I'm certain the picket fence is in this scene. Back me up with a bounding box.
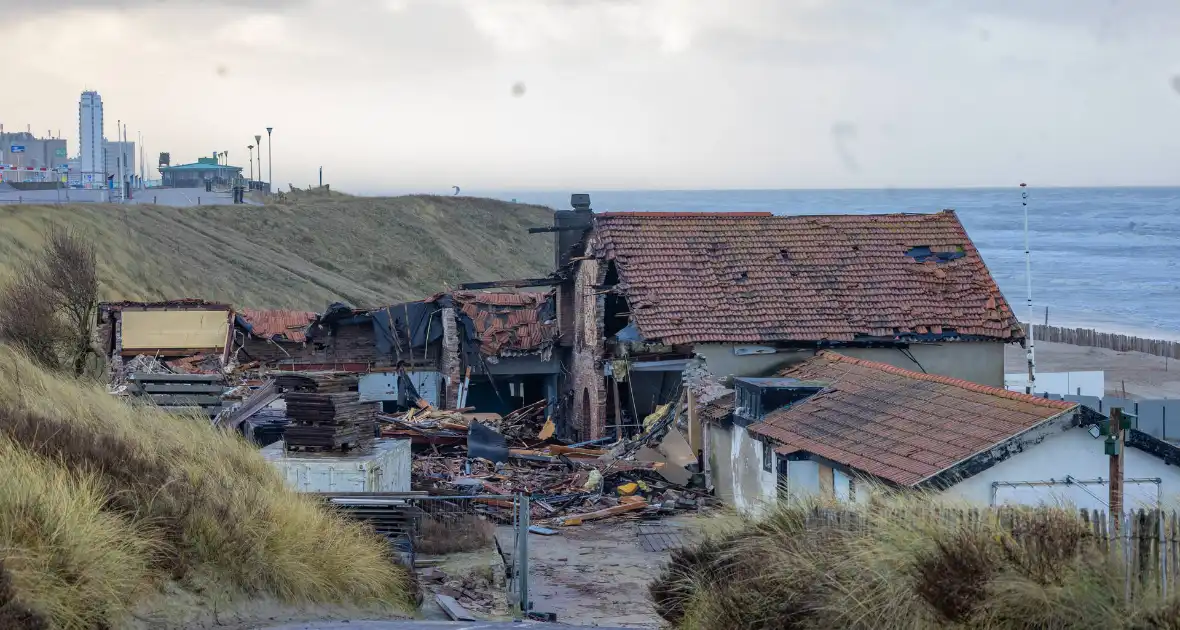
[1026,323,1180,360]
[802,506,1180,599]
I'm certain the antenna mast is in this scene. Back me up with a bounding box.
[1021,182,1036,394]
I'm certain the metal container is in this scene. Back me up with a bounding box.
[261,438,412,493]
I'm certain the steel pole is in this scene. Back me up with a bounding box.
[266,127,273,194]
[1021,183,1036,393]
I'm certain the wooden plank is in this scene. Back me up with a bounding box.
[435,594,475,621]
[148,394,223,406]
[137,383,225,394]
[129,373,223,383]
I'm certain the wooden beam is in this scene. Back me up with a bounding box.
[128,373,223,383]
[458,277,562,290]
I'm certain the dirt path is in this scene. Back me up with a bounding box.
[517,515,702,628]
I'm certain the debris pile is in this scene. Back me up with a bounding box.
[389,398,713,527]
[278,372,377,451]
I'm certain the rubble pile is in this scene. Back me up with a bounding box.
[387,400,714,527]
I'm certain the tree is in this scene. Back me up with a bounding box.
[0,228,99,375]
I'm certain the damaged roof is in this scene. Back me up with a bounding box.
[100,299,231,312]
[449,290,557,356]
[236,308,317,343]
[591,210,1021,345]
[747,351,1076,487]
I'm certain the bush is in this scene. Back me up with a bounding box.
[651,496,1179,630]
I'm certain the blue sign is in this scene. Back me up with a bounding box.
[9,145,25,153]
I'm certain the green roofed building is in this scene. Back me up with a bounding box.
[159,157,243,188]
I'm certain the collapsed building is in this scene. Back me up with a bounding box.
[97,290,559,418]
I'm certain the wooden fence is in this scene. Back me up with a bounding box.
[1023,323,1180,359]
[802,506,1180,599]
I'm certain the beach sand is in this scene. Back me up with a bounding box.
[1004,341,1180,400]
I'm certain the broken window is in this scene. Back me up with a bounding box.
[904,245,966,263]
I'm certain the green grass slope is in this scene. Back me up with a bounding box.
[0,192,555,309]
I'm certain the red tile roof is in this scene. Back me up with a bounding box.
[451,290,557,356]
[747,351,1076,486]
[591,210,1021,345]
[237,308,316,343]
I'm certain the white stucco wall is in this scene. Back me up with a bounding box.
[693,341,1006,387]
[728,424,779,515]
[942,427,1180,511]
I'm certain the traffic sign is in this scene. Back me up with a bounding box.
[9,145,25,153]
[54,148,66,157]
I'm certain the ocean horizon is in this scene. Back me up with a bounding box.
[453,186,1180,341]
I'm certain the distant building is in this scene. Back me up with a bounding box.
[103,140,135,185]
[159,157,242,188]
[0,131,68,182]
[79,91,104,188]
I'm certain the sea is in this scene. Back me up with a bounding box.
[470,187,1180,339]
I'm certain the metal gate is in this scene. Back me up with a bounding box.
[410,494,531,618]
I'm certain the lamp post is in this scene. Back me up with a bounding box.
[248,144,254,180]
[266,127,273,194]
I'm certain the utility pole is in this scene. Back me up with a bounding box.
[248,144,254,180]
[266,127,273,194]
[123,123,130,200]
[1108,407,1126,531]
[117,118,124,202]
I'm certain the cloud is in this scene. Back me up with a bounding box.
[2,0,1179,192]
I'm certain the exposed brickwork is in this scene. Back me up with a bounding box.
[748,351,1077,486]
[591,210,1021,345]
[440,307,461,408]
[569,255,608,439]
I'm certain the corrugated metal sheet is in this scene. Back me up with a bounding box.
[121,310,230,351]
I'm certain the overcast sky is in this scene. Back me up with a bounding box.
[3,0,1178,192]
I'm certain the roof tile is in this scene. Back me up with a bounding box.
[748,351,1076,486]
[591,210,1021,344]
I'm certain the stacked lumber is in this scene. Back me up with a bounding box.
[127,373,226,417]
[283,389,376,451]
[274,371,358,393]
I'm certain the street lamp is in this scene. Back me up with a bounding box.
[266,127,273,194]
[248,144,254,180]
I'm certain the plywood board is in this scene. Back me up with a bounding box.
[122,310,230,351]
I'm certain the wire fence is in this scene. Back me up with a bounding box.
[801,505,1180,600]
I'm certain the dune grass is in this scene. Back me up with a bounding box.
[0,192,554,310]
[0,346,413,628]
[650,494,1180,630]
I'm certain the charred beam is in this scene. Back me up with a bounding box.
[528,225,590,234]
[458,277,563,290]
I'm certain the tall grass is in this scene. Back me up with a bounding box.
[0,346,413,628]
[651,494,1180,630]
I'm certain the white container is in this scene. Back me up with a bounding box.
[261,438,412,493]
